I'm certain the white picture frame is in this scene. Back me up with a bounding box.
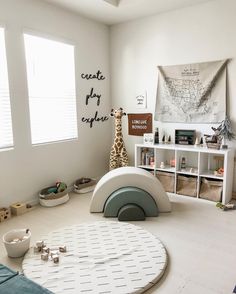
[136,91,147,109]
[143,133,154,145]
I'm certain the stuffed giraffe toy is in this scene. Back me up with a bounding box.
[109,108,129,170]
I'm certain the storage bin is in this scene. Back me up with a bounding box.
[156,172,175,193]
[3,229,31,258]
[177,175,197,197]
[199,178,223,202]
[74,178,97,194]
[39,186,69,207]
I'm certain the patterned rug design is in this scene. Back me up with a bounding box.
[23,221,168,293]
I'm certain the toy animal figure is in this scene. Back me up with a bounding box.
[109,108,129,170]
[204,126,222,144]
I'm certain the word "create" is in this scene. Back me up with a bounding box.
[81,70,105,81]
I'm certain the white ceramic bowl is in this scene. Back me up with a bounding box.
[3,229,31,258]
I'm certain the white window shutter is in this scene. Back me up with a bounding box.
[24,34,78,145]
[0,28,14,149]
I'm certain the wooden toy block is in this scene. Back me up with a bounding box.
[42,247,50,254]
[41,253,49,261]
[52,254,59,263]
[59,245,67,253]
[10,202,27,216]
[0,207,11,222]
[26,203,36,213]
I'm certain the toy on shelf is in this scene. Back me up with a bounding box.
[213,155,224,176]
[170,159,176,167]
[0,207,11,222]
[39,181,69,207]
[200,137,204,146]
[160,162,165,169]
[74,177,97,194]
[154,128,159,144]
[194,137,200,146]
[180,157,186,169]
[204,126,223,149]
[214,168,224,176]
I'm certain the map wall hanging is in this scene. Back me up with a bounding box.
[154,60,228,123]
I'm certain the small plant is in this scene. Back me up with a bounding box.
[212,116,235,149]
[218,116,235,141]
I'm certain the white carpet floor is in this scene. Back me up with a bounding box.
[0,192,236,294]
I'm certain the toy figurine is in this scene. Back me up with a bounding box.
[160,162,165,169]
[109,108,128,170]
[216,202,236,211]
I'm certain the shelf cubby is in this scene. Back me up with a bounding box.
[135,143,234,204]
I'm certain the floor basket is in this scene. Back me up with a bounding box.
[39,186,69,207]
[74,178,97,194]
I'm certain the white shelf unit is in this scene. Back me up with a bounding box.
[135,143,235,204]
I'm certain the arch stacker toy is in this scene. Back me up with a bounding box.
[90,167,171,221]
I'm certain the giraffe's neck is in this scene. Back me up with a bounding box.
[115,118,123,137]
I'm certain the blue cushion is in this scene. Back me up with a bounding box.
[0,264,52,294]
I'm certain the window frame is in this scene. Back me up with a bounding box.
[0,25,14,150]
[23,30,79,146]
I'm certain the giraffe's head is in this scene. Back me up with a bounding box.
[110,108,127,119]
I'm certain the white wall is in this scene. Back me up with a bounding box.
[110,0,236,189]
[0,0,111,206]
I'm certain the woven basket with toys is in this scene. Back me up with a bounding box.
[39,182,69,207]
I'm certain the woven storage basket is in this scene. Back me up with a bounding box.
[156,172,175,193]
[39,186,69,207]
[206,143,221,150]
[74,178,97,194]
[177,175,197,197]
[199,178,223,202]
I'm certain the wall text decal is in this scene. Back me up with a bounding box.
[81,70,108,128]
[86,87,101,106]
[81,70,105,81]
[82,111,109,128]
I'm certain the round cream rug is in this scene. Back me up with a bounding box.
[23,221,168,294]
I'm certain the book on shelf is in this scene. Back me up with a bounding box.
[140,148,154,166]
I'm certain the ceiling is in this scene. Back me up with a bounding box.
[43,0,213,25]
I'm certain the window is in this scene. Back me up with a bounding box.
[24,34,78,145]
[0,27,13,149]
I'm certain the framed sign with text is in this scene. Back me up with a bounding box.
[128,113,152,136]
